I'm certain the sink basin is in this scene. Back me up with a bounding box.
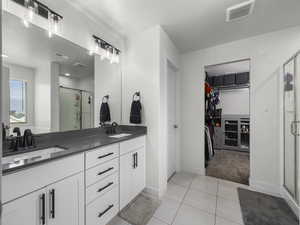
[109,133,132,138]
[2,147,66,170]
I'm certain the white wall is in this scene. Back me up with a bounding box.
[123,26,160,196]
[180,26,300,195]
[1,67,10,126]
[34,62,51,133]
[123,26,180,197]
[217,88,250,115]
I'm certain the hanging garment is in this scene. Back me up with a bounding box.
[100,102,111,123]
[130,100,142,124]
[205,126,214,160]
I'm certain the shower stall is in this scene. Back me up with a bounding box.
[283,52,300,206]
[59,87,94,131]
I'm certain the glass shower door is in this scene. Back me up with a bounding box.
[283,57,298,202]
[60,87,82,131]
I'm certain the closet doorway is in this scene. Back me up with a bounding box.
[204,59,251,185]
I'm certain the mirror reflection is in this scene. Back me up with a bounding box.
[2,11,122,135]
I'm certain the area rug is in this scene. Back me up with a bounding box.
[206,150,250,185]
[119,193,161,225]
[238,188,299,225]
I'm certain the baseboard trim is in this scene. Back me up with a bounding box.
[143,186,159,199]
[249,179,281,197]
[281,187,300,218]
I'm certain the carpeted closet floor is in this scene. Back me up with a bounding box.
[206,149,250,185]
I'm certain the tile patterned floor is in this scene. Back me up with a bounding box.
[109,173,248,225]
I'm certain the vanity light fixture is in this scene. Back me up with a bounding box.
[92,35,121,64]
[15,0,63,37]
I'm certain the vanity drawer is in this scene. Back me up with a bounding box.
[86,144,119,169]
[86,187,119,225]
[86,158,119,186]
[86,172,118,205]
[120,136,146,155]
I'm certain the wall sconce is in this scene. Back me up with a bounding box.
[92,35,121,64]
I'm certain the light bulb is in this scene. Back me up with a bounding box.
[53,22,58,33]
[28,8,34,21]
[48,30,53,38]
[115,54,120,64]
[23,19,29,28]
[88,49,94,56]
[95,44,99,53]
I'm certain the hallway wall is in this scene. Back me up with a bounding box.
[180,25,300,195]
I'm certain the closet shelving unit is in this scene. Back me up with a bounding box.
[214,115,250,152]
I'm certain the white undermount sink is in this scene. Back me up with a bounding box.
[109,133,132,138]
[2,147,66,169]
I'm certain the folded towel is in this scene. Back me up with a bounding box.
[100,102,111,123]
[130,100,142,124]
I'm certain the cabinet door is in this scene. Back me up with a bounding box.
[132,147,146,198]
[2,189,46,225]
[120,152,135,209]
[48,173,84,225]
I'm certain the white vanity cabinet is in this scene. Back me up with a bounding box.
[2,189,45,225]
[2,135,146,225]
[120,136,146,209]
[2,154,85,225]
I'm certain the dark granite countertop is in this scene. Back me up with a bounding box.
[2,125,147,175]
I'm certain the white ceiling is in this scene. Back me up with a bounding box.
[2,11,94,78]
[205,60,250,76]
[67,0,300,53]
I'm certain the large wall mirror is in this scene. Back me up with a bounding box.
[2,11,122,135]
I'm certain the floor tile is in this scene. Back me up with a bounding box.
[153,197,181,224]
[183,189,217,214]
[147,217,169,225]
[216,197,244,225]
[173,204,215,225]
[218,183,240,203]
[164,183,188,202]
[218,179,249,189]
[216,216,243,225]
[108,216,132,225]
[170,172,195,187]
[190,176,218,195]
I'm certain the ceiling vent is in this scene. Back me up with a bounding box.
[55,53,69,60]
[73,62,87,68]
[226,0,255,22]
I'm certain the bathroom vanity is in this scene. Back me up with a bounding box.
[2,126,147,225]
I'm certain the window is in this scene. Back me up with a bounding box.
[10,80,27,123]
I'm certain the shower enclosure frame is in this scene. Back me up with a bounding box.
[283,51,300,205]
[59,86,94,131]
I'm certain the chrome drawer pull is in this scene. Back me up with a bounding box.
[98,204,114,218]
[97,182,114,193]
[98,167,114,176]
[98,152,114,159]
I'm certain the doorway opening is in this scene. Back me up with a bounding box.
[167,60,178,180]
[204,59,250,185]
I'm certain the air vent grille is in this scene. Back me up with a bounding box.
[226,0,255,22]
[73,62,87,68]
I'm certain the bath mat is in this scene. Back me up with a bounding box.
[238,188,299,225]
[119,193,161,225]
